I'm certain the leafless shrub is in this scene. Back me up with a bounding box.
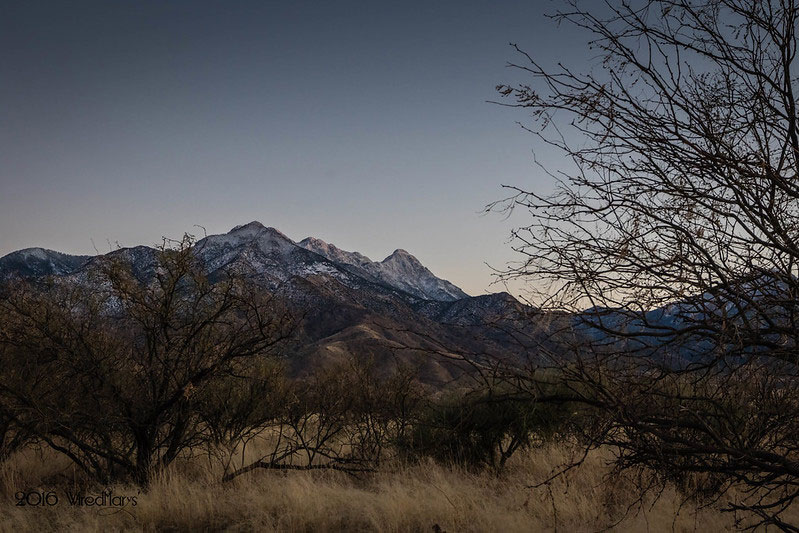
[221,356,426,482]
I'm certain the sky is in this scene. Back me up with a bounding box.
[0,0,591,296]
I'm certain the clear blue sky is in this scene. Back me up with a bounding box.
[0,0,589,296]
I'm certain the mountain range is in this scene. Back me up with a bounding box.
[3,222,787,381]
[0,222,538,383]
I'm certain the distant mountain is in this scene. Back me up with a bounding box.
[571,271,799,367]
[414,292,527,326]
[0,248,92,281]
[0,222,538,384]
[0,222,468,303]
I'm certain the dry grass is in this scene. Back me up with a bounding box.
[0,442,792,532]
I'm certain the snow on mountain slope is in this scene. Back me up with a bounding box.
[298,237,373,270]
[0,222,470,303]
[298,237,468,301]
[192,223,419,309]
[0,248,92,280]
[194,222,357,287]
[378,248,468,301]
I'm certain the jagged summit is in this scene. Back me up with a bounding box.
[297,235,468,301]
[372,246,468,302]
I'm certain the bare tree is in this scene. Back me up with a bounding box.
[0,236,294,485]
[494,0,799,529]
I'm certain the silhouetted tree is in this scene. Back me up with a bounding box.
[0,236,293,485]
[495,1,799,528]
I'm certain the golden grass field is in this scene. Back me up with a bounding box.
[1,440,789,533]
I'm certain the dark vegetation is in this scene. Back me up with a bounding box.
[0,237,577,491]
[490,0,799,529]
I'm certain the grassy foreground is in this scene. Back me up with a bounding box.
[1,443,786,532]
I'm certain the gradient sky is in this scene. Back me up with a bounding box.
[0,0,590,296]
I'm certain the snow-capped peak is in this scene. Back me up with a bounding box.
[297,236,468,301]
[374,247,468,301]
